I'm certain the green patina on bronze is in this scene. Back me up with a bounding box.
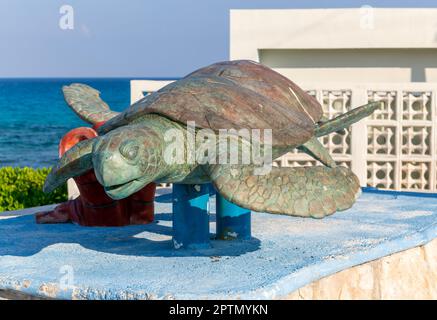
[44,60,380,218]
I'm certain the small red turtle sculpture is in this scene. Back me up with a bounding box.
[36,105,156,226]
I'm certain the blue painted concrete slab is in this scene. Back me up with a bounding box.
[1,188,437,299]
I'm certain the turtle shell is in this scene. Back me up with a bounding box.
[186,60,323,123]
[99,60,322,147]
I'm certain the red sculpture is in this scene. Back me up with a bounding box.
[36,125,156,226]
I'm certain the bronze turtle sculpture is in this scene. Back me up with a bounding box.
[44,60,379,218]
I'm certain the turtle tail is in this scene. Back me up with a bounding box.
[315,101,381,137]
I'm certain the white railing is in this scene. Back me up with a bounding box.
[131,80,437,192]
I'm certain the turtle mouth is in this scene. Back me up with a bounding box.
[104,177,148,200]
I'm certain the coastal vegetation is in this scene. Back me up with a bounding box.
[0,167,67,212]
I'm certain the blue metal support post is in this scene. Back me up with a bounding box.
[172,184,210,249]
[216,192,251,240]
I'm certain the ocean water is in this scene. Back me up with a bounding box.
[0,79,131,168]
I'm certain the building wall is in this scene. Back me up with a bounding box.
[260,48,437,83]
[286,236,437,300]
[230,8,437,84]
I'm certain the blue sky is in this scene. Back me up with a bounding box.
[0,0,435,77]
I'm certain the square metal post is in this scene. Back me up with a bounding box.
[215,192,251,240]
[172,184,211,249]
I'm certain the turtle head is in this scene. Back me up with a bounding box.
[92,125,163,200]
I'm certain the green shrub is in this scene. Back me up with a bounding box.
[0,167,67,212]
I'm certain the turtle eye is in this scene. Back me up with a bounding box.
[119,141,139,161]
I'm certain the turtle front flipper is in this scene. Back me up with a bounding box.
[207,164,360,218]
[63,83,120,125]
[43,137,97,193]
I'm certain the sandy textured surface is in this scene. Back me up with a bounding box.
[0,189,437,299]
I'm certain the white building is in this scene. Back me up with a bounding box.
[230,8,437,83]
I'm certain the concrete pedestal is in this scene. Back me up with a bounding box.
[1,188,437,299]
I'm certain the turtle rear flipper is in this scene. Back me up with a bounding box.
[63,83,120,125]
[43,137,96,193]
[207,164,360,218]
[297,137,336,168]
[315,101,381,137]
[297,101,381,167]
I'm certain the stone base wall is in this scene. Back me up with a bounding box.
[287,238,437,299]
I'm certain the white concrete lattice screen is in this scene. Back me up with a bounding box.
[131,80,437,192]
